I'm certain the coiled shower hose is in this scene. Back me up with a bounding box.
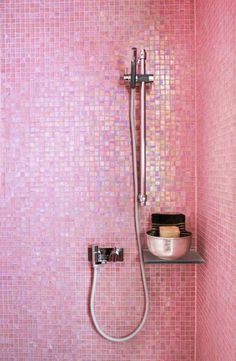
[90,88,149,342]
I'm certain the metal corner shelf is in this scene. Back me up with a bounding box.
[143,248,205,264]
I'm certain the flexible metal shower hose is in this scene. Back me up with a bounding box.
[90,88,149,342]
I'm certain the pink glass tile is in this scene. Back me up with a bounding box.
[196,1,236,361]
[1,1,195,360]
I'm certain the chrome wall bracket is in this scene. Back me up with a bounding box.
[88,245,124,266]
[123,74,154,84]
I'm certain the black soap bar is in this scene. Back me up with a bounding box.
[152,213,185,225]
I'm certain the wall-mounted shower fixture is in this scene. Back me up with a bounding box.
[123,48,154,206]
[89,48,153,342]
[88,246,124,265]
[123,73,154,84]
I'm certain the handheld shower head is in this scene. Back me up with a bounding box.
[132,47,137,62]
[130,47,137,89]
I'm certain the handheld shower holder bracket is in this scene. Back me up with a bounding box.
[123,74,154,84]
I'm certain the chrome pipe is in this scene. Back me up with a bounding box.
[138,49,147,206]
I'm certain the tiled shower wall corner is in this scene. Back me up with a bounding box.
[1,1,195,361]
[196,1,236,361]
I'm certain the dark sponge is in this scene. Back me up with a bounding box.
[151,213,185,225]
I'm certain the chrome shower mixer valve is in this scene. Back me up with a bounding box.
[88,245,124,266]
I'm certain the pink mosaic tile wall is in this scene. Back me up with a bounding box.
[196,1,236,360]
[1,1,195,360]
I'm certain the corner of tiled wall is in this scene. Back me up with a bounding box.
[196,1,236,360]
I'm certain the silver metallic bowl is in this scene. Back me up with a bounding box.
[146,230,192,260]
